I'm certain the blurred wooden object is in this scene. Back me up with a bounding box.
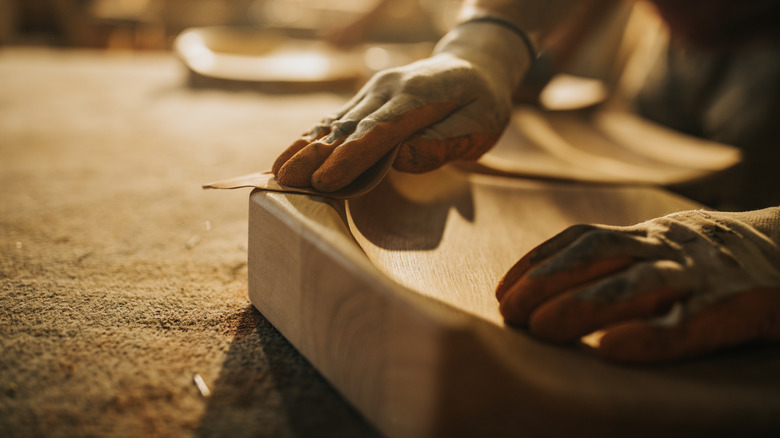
[472,104,740,184]
[173,26,433,92]
[248,168,780,438]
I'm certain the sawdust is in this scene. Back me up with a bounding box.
[0,48,379,437]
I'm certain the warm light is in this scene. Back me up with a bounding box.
[581,330,607,348]
[254,51,331,81]
[364,46,391,71]
[539,74,608,111]
[174,28,363,83]
[175,31,216,71]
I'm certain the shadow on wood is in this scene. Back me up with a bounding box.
[247,168,780,437]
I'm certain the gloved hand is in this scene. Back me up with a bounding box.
[496,207,780,363]
[272,20,534,192]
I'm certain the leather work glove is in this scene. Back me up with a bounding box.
[272,19,534,192]
[496,207,780,363]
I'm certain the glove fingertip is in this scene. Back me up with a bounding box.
[277,160,315,188]
[495,254,538,301]
[272,137,310,176]
[279,140,344,188]
[311,166,348,193]
[587,288,780,364]
[498,280,543,327]
[528,294,583,343]
[589,322,683,364]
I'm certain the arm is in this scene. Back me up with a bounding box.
[496,207,780,363]
[458,0,597,45]
[272,0,608,192]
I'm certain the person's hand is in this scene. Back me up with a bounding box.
[272,21,533,192]
[495,208,780,363]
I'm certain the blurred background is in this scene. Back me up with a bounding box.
[0,0,470,93]
[0,0,460,50]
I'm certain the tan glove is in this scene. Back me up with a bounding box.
[272,19,534,192]
[496,207,780,363]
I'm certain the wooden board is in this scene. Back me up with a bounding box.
[248,167,780,438]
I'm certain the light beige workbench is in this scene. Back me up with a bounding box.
[0,48,380,437]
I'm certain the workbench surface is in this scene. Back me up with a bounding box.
[0,48,379,437]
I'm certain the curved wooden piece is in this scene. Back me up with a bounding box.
[248,167,780,438]
[474,106,740,184]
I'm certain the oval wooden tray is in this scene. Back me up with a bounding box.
[173,26,432,90]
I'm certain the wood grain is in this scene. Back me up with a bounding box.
[248,167,780,438]
[345,167,696,323]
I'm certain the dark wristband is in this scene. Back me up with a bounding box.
[456,16,538,60]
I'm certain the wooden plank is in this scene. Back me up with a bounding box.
[248,167,780,438]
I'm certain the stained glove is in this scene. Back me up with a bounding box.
[496,207,780,363]
[272,19,534,192]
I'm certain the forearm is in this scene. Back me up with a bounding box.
[432,20,533,95]
[446,0,624,96]
[431,0,599,100]
[726,207,780,248]
[457,0,609,48]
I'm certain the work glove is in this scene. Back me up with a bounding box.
[496,207,780,363]
[272,19,534,192]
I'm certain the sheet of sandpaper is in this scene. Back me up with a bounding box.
[203,146,398,199]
